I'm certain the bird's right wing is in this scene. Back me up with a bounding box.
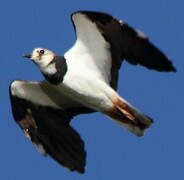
[66,11,176,89]
[9,80,94,173]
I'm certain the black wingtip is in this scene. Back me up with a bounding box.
[171,66,177,72]
[158,62,177,72]
[159,65,177,72]
[77,167,85,174]
[69,166,85,174]
[163,57,177,72]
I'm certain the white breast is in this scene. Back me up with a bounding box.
[59,13,118,111]
[56,58,116,112]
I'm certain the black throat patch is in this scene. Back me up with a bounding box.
[43,56,67,85]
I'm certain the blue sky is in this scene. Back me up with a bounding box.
[1,0,183,179]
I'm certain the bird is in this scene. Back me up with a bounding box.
[9,11,176,174]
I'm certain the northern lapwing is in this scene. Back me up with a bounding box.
[9,11,176,173]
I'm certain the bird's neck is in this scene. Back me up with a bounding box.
[42,56,67,85]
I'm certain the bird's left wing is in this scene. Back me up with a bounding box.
[9,80,94,173]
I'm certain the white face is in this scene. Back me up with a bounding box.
[30,48,56,68]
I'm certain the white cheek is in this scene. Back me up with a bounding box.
[32,52,40,61]
[35,56,52,68]
[35,55,57,74]
[42,63,57,74]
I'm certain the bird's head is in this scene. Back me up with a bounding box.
[24,48,56,68]
[24,47,67,85]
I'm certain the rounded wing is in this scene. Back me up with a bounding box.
[9,80,94,173]
[65,11,176,89]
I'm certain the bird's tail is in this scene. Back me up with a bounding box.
[105,97,153,136]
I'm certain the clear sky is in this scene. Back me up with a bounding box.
[1,0,183,179]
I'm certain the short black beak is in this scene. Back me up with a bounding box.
[23,54,32,59]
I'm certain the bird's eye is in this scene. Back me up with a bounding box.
[40,49,45,55]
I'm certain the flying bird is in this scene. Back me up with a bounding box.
[9,11,176,173]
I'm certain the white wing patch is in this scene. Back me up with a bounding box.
[10,80,60,108]
[65,13,112,84]
[10,80,86,110]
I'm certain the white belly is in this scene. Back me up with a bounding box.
[55,61,115,112]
